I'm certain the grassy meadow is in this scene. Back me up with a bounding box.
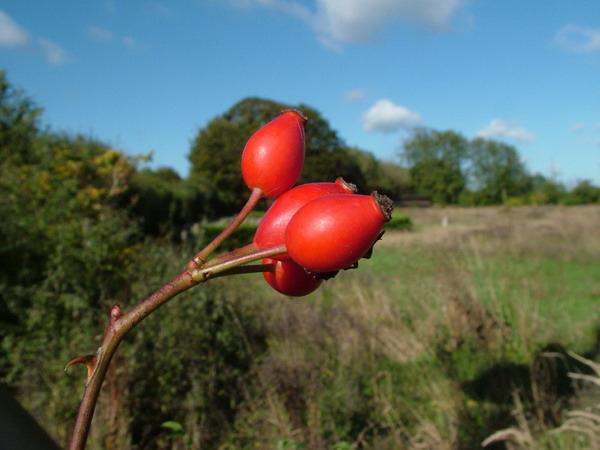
[152,205,600,449]
[11,205,600,450]
[222,204,600,450]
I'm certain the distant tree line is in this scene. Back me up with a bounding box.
[402,128,600,206]
[185,98,600,222]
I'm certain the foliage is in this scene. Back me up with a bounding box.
[398,126,595,207]
[563,179,600,205]
[528,175,566,205]
[127,167,191,238]
[0,70,42,164]
[346,147,410,200]
[199,222,257,251]
[410,159,465,205]
[386,212,413,231]
[469,138,532,204]
[402,128,469,170]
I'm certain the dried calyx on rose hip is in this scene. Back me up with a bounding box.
[254,178,356,259]
[285,192,393,273]
[262,258,321,297]
[241,109,307,198]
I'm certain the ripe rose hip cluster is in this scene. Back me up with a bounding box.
[240,110,393,296]
[66,110,394,450]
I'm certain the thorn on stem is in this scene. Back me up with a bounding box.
[110,304,122,324]
[65,355,97,384]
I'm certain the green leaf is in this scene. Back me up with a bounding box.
[161,420,184,434]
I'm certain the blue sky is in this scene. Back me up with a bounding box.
[1,0,599,184]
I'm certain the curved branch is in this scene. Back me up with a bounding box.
[68,246,284,450]
[187,187,263,270]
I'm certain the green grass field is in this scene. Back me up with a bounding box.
[194,205,600,449]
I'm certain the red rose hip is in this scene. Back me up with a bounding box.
[241,110,306,198]
[253,178,355,258]
[262,258,322,297]
[285,192,393,273]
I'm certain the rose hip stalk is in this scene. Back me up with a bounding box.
[285,192,393,273]
[189,110,307,268]
[254,178,355,259]
[262,258,321,296]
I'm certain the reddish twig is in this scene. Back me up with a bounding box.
[67,246,284,450]
[187,188,263,270]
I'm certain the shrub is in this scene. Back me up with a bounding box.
[198,223,257,250]
[386,212,413,231]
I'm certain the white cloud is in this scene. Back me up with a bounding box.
[554,25,600,53]
[39,38,67,65]
[363,99,422,133]
[313,0,465,46]
[0,11,67,65]
[344,88,367,103]
[87,26,114,42]
[0,10,29,47]
[477,119,534,144]
[227,0,467,48]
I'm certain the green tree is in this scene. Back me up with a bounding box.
[400,128,471,204]
[337,147,410,201]
[469,138,532,204]
[402,128,469,170]
[565,179,600,204]
[409,159,465,205]
[128,167,191,237]
[0,70,42,164]
[528,174,565,204]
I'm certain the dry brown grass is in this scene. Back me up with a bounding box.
[385,205,600,261]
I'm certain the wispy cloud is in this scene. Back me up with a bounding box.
[39,38,67,65]
[86,25,139,49]
[227,0,468,49]
[0,10,67,65]
[87,25,114,42]
[0,10,29,47]
[363,99,422,133]
[314,0,465,47]
[344,88,367,103]
[554,25,600,53]
[477,119,534,144]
